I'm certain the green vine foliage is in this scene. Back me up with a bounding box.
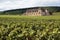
[0,18,60,40]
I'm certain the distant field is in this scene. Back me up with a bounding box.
[0,12,60,20]
[53,12,60,16]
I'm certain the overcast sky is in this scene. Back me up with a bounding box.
[0,0,60,11]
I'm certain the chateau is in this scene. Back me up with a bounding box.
[23,7,52,16]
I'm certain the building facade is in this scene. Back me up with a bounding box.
[23,7,51,16]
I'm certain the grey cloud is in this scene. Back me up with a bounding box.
[0,0,60,11]
[0,0,21,3]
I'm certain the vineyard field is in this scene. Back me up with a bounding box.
[0,13,60,40]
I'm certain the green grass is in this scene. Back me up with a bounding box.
[0,12,60,20]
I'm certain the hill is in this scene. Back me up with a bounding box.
[0,6,60,15]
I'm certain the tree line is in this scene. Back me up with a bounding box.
[0,7,60,15]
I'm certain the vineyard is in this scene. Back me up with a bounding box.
[0,15,60,40]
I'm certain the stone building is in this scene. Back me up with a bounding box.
[23,7,51,16]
